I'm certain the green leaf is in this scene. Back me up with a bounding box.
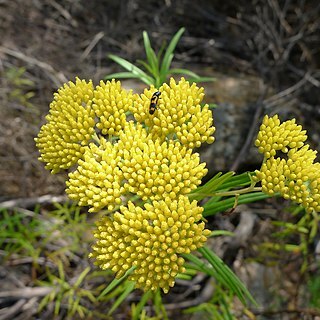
[107,281,135,315]
[183,254,214,275]
[137,59,160,85]
[154,289,168,320]
[160,27,185,78]
[169,68,200,78]
[189,172,235,201]
[160,53,174,83]
[74,267,91,287]
[132,290,152,320]
[137,59,154,76]
[203,192,271,217]
[210,230,234,237]
[142,31,159,76]
[104,72,144,80]
[217,172,253,190]
[175,273,193,280]
[187,247,257,306]
[170,68,216,83]
[208,103,218,109]
[108,54,154,85]
[98,266,135,299]
[38,292,52,312]
[187,76,216,83]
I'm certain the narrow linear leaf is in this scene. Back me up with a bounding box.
[107,281,135,315]
[104,72,143,80]
[142,31,159,75]
[203,192,271,216]
[198,247,257,306]
[74,267,91,287]
[98,266,135,299]
[108,54,154,84]
[190,172,235,201]
[208,103,218,109]
[170,69,216,83]
[160,27,185,77]
[154,289,168,320]
[108,54,145,74]
[210,230,234,237]
[183,254,214,275]
[132,290,152,320]
[160,53,174,83]
[186,76,217,83]
[137,59,154,76]
[137,59,161,85]
[169,68,200,78]
[217,172,253,190]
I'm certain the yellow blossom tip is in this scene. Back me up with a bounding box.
[93,79,133,136]
[132,77,215,149]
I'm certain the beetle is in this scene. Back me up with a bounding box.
[149,91,161,115]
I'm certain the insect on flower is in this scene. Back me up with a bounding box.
[149,91,161,115]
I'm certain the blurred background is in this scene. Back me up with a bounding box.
[0,1,320,319]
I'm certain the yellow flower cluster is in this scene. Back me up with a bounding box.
[66,138,124,212]
[36,77,215,292]
[65,121,208,212]
[35,78,96,173]
[93,79,133,136]
[119,130,207,201]
[255,114,307,158]
[132,77,215,149]
[255,115,320,212]
[90,196,211,293]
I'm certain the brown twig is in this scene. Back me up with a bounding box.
[0,299,26,320]
[0,47,67,87]
[0,287,52,300]
[264,72,312,108]
[47,0,78,27]
[80,31,105,61]
[0,194,68,209]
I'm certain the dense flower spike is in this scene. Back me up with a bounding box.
[93,80,133,136]
[90,196,211,293]
[119,137,208,201]
[35,78,96,173]
[132,77,215,149]
[255,115,320,213]
[255,115,307,158]
[66,138,124,212]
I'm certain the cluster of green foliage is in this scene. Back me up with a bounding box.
[4,66,36,110]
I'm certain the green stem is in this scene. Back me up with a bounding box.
[211,186,262,197]
[192,184,262,198]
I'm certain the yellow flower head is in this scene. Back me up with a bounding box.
[118,124,208,200]
[132,77,215,149]
[35,78,96,173]
[255,149,320,212]
[93,79,133,136]
[117,121,153,153]
[90,196,211,293]
[255,115,307,158]
[66,138,124,212]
